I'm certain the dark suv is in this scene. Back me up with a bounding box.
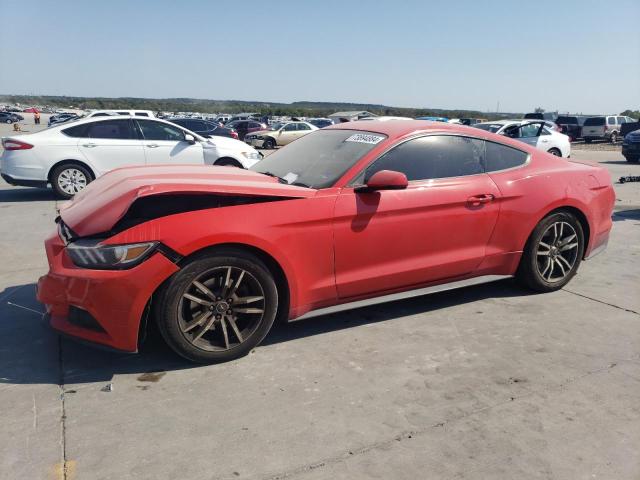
[622,129,640,163]
[555,116,587,141]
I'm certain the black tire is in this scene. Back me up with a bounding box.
[516,211,585,292]
[610,132,618,144]
[215,157,242,168]
[155,249,279,363]
[50,163,92,199]
[584,138,592,144]
[5,119,11,124]
[547,148,562,156]
[262,137,276,149]
[625,156,639,163]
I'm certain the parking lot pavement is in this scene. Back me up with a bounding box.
[0,150,638,480]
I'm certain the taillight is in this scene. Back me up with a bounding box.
[2,139,33,150]
[231,131,239,139]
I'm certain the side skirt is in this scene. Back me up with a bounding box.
[293,274,512,321]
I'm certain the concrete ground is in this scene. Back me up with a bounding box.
[0,124,639,480]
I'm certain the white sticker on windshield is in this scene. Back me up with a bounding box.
[283,172,299,184]
[344,133,385,145]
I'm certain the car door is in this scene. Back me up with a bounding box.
[77,118,146,176]
[333,135,501,299]
[135,119,204,165]
[278,123,299,145]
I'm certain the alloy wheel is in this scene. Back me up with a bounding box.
[178,266,266,351]
[535,221,580,283]
[57,168,88,195]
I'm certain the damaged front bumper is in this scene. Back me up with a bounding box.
[36,229,179,352]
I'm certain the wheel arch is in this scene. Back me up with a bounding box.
[214,157,243,168]
[141,242,292,346]
[527,205,591,259]
[47,159,96,183]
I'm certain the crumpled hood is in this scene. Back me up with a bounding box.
[59,165,315,237]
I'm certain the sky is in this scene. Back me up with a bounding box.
[0,0,638,114]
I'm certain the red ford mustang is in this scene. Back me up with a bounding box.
[37,121,615,363]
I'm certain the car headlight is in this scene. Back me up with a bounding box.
[66,239,158,269]
[242,151,261,160]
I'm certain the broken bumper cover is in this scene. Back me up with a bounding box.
[36,231,179,352]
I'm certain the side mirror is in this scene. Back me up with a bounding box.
[356,170,408,193]
[184,133,196,144]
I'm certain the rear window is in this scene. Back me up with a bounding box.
[485,141,529,172]
[584,117,605,126]
[556,116,577,125]
[524,113,543,119]
[62,124,89,138]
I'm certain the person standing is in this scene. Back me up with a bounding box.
[34,110,41,125]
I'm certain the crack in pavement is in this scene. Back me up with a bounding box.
[562,288,639,316]
[260,360,627,480]
[57,337,69,480]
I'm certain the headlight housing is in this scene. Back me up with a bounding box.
[242,151,261,160]
[66,240,158,269]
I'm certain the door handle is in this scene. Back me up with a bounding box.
[541,139,549,143]
[147,144,159,148]
[82,143,97,148]
[467,194,495,206]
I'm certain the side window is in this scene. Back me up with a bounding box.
[485,141,529,172]
[607,117,616,125]
[364,136,484,182]
[283,123,297,132]
[116,111,129,115]
[137,120,185,141]
[85,119,135,139]
[616,116,625,124]
[520,123,541,138]
[297,123,311,131]
[135,112,149,117]
[62,124,89,138]
[540,127,551,136]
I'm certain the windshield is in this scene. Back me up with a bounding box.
[473,123,503,133]
[584,117,605,126]
[250,129,386,189]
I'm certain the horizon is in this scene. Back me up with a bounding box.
[1,0,639,114]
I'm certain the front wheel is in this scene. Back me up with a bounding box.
[215,157,242,168]
[5,119,11,124]
[51,163,92,199]
[516,212,585,292]
[625,156,639,163]
[155,250,279,363]
[262,138,276,149]
[547,148,562,156]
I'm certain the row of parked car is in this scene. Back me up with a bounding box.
[522,112,639,143]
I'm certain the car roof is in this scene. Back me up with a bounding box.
[326,119,488,139]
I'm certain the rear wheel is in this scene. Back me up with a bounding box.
[610,132,618,144]
[547,148,562,156]
[5,119,11,124]
[516,212,584,292]
[155,250,278,363]
[51,163,92,199]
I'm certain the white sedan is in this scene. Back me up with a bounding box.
[473,120,571,157]
[1,116,262,198]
